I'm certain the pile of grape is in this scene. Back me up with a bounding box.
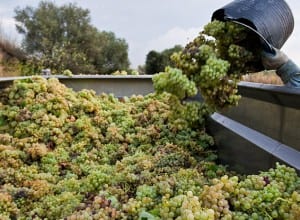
[0,77,299,219]
[155,20,263,109]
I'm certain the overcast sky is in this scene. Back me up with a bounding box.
[0,0,300,68]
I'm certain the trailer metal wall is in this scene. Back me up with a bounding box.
[208,82,300,173]
[0,76,299,174]
[208,82,300,174]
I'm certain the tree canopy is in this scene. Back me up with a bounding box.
[145,45,183,75]
[14,1,130,74]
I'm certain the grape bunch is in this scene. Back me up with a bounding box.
[152,66,198,100]
[159,20,262,109]
[200,175,238,219]
[157,191,215,220]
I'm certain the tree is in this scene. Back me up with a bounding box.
[91,31,130,74]
[145,45,183,75]
[14,1,130,74]
[145,50,164,75]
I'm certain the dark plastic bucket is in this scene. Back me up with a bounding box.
[212,0,294,53]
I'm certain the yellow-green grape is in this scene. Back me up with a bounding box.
[153,66,197,100]
[0,192,19,220]
[200,176,236,219]
[157,191,215,219]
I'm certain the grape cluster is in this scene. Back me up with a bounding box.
[157,191,215,220]
[201,176,237,219]
[153,66,198,100]
[161,20,262,109]
[0,192,19,220]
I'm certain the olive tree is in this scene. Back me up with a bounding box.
[14,1,130,74]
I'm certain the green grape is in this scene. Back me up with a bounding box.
[153,66,198,100]
[136,185,157,200]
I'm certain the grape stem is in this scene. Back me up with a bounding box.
[272,197,290,205]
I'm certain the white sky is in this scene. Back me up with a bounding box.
[0,0,300,68]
